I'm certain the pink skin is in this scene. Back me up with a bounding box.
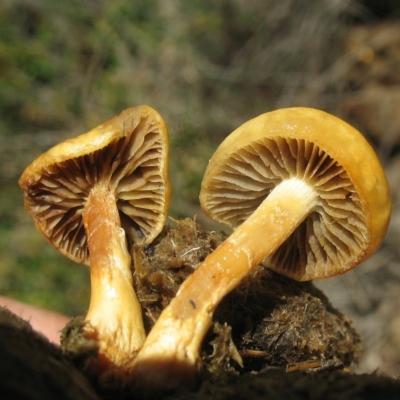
[0,295,69,345]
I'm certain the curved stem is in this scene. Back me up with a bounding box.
[131,178,317,391]
[82,184,146,375]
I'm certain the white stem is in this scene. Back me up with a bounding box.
[131,178,317,391]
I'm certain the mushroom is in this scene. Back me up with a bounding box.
[18,105,171,379]
[130,107,391,391]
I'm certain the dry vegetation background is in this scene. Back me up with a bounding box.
[1,0,399,379]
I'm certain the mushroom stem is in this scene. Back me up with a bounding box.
[131,178,317,390]
[82,184,146,374]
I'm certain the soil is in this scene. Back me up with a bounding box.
[52,218,397,399]
[2,305,400,400]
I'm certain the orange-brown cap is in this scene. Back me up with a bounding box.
[19,105,171,266]
[200,107,391,280]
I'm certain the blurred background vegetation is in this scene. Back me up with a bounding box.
[1,0,400,374]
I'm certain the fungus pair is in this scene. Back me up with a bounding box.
[20,106,391,392]
[130,107,391,391]
[19,105,171,379]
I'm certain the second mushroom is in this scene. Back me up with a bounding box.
[19,105,171,382]
[130,107,391,392]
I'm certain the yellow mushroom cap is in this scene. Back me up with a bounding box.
[200,107,391,281]
[19,105,171,266]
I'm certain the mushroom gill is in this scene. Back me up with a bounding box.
[201,137,367,280]
[24,116,167,265]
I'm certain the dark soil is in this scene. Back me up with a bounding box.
[60,219,370,399]
[1,304,400,400]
